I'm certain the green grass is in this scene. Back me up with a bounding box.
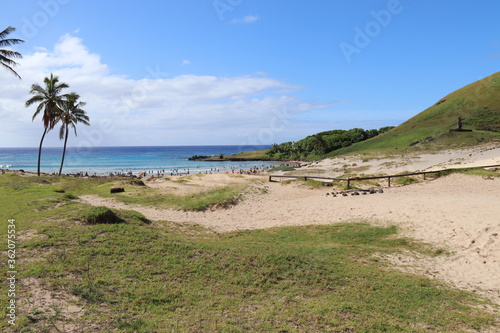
[268,166,297,172]
[20,174,247,212]
[111,183,246,211]
[394,176,418,186]
[454,167,500,177]
[281,177,337,190]
[1,175,499,332]
[432,166,500,179]
[304,178,325,189]
[228,149,270,159]
[199,149,272,161]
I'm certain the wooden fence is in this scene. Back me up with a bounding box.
[268,164,500,187]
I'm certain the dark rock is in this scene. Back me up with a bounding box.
[110,187,125,194]
[435,98,447,105]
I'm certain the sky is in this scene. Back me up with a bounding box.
[1,0,499,148]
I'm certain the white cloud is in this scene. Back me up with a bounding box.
[0,34,332,147]
[182,59,191,65]
[231,15,259,24]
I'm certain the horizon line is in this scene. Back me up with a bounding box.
[0,144,272,149]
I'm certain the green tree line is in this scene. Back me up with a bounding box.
[267,126,395,159]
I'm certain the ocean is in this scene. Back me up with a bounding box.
[0,145,275,175]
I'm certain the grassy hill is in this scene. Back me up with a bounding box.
[331,72,500,155]
[190,149,271,161]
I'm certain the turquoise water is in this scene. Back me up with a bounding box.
[0,145,275,175]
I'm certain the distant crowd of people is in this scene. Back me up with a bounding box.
[7,162,304,178]
[136,164,276,179]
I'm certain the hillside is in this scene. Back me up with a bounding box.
[332,72,500,155]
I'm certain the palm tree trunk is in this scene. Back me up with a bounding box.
[58,125,69,176]
[37,127,48,176]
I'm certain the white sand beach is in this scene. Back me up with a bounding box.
[79,143,500,305]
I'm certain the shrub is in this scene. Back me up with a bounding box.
[116,209,151,225]
[116,318,146,330]
[63,193,79,200]
[304,179,323,189]
[395,176,418,186]
[128,179,146,186]
[70,281,104,303]
[84,206,122,225]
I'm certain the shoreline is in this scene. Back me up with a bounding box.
[0,162,279,178]
[0,145,275,176]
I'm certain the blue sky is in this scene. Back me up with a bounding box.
[1,0,499,147]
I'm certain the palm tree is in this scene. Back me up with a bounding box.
[25,74,69,176]
[57,93,90,176]
[0,26,24,79]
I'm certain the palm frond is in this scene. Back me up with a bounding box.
[1,26,24,79]
[65,92,80,102]
[57,94,91,138]
[59,123,66,140]
[0,38,24,47]
[0,49,22,59]
[0,62,21,79]
[28,83,47,97]
[26,73,69,130]
[25,95,45,107]
[31,104,45,122]
[0,26,19,40]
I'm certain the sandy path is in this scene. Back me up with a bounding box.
[79,172,500,305]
